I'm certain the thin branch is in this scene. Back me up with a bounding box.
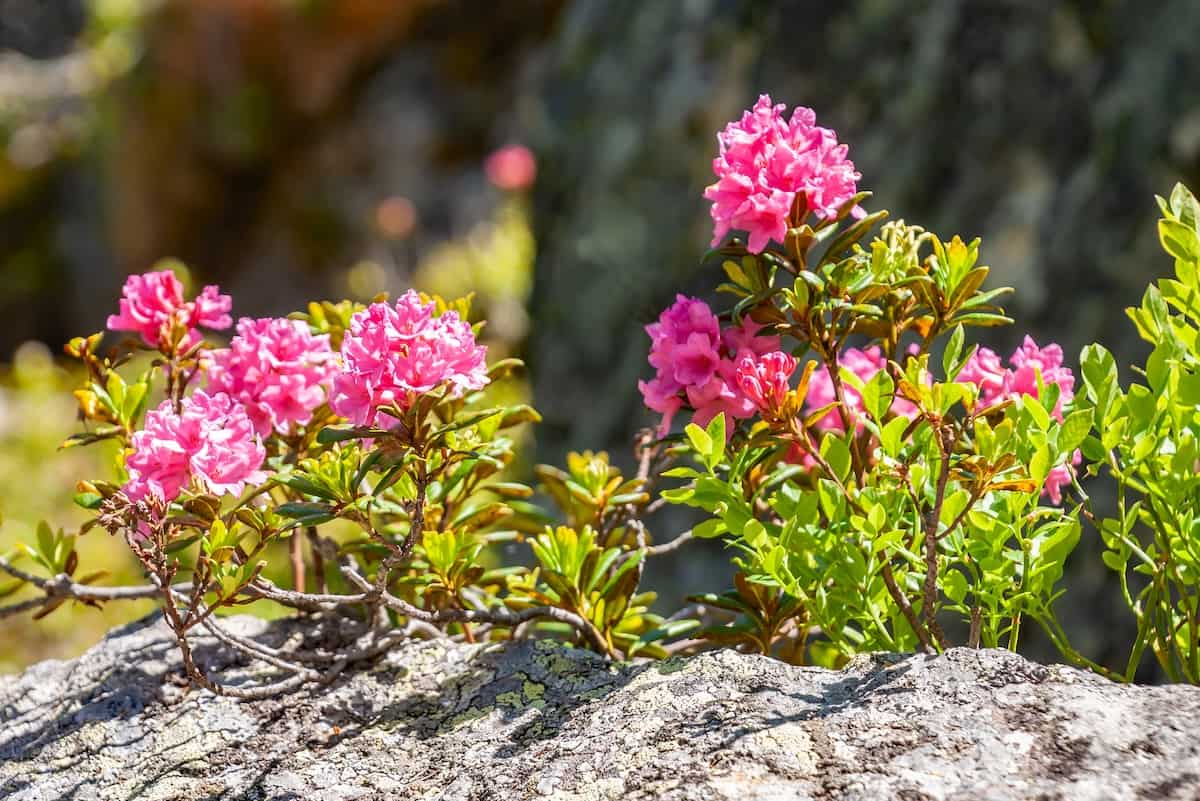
[246,579,370,612]
[645,530,694,556]
[0,597,56,620]
[339,560,614,657]
[0,558,192,619]
[0,557,46,587]
[880,560,931,652]
[921,428,951,651]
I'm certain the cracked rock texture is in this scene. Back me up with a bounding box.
[2,614,1200,800]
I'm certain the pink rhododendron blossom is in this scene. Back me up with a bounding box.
[957,346,1007,407]
[704,95,861,254]
[687,360,757,429]
[1005,337,1075,419]
[735,351,797,417]
[205,317,336,437]
[485,144,537,191]
[957,335,1079,502]
[124,390,266,504]
[107,270,233,350]
[805,346,918,433]
[722,318,781,357]
[330,291,490,427]
[960,337,1074,420]
[638,295,780,436]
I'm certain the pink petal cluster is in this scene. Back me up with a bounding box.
[485,144,537,191]
[735,351,797,418]
[960,336,1075,419]
[204,317,336,437]
[805,346,919,433]
[638,295,780,436]
[330,291,490,427]
[124,390,266,504]
[704,94,861,254]
[958,335,1079,503]
[107,270,233,350]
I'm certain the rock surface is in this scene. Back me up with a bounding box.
[2,614,1199,801]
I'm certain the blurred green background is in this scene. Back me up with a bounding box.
[1,0,1198,674]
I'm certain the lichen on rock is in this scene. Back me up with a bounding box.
[2,613,1199,800]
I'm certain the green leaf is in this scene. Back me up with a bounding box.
[861,370,894,424]
[499,404,543,428]
[942,325,965,379]
[741,519,768,550]
[685,423,713,462]
[879,416,909,458]
[660,466,700,479]
[317,426,376,444]
[705,413,727,467]
[277,501,335,519]
[1101,550,1127,573]
[636,619,702,645]
[1057,409,1092,455]
[819,435,852,485]
[944,569,968,604]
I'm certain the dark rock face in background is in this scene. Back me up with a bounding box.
[2,0,1199,675]
[5,614,1200,800]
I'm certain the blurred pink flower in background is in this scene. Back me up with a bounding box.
[124,390,265,504]
[485,144,537,191]
[330,290,489,427]
[107,270,232,350]
[205,317,336,437]
[705,94,861,253]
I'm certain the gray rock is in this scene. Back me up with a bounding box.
[2,613,1199,800]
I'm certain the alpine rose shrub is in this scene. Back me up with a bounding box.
[705,94,861,253]
[124,390,266,504]
[330,290,489,426]
[205,317,336,437]
[638,294,779,435]
[17,94,1197,698]
[107,270,233,350]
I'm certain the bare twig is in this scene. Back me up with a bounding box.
[0,557,192,619]
[645,530,694,556]
[339,560,614,657]
[246,579,370,612]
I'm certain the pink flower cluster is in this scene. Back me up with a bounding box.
[107,270,232,350]
[638,295,780,435]
[204,317,336,437]
[330,291,490,427]
[704,94,861,254]
[735,351,797,418]
[124,391,266,504]
[805,346,919,433]
[959,336,1079,503]
[959,336,1075,419]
